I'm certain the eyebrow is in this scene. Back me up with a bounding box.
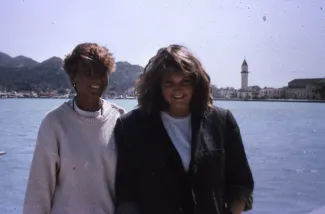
[80,58,107,74]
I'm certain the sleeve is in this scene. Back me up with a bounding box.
[224,110,254,211]
[23,114,60,214]
[114,118,139,214]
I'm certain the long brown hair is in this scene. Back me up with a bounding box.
[135,44,213,115]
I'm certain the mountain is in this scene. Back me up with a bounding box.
[0,52,38,68]
[0,52,14,67]
[13,55,39,67]
[0,52,143,93]
[108,61,143,93]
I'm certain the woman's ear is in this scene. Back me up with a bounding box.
[69,73,76,87]
[70,74,75,83]
[70,67,78,81]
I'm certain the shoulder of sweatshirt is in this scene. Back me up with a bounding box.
[39,102,66,124]
[42,101,69,122]
[35,102,76,134]
[106,101,127,115]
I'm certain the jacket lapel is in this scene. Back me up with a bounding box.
[188,111,205,175]
[189,109,218,175]
[150,112,186,172]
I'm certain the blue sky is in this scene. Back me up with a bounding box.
[0,0,324,88]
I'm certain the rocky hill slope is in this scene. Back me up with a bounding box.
[0,52,143,93]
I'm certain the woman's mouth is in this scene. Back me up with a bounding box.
[90,85,100,89]
[172,94,185,100]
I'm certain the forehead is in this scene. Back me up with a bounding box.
[162,70,191,81]
[77,58,107,72]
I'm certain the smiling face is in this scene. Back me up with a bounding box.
[72,58,109,101]
[161,71,194,117]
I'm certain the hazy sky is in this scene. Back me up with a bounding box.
[1,0,324,88]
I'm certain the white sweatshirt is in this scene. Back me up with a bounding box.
[23,99,125,214]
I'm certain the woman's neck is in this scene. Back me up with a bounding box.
[167,107,190,118]
[75,95,102,112]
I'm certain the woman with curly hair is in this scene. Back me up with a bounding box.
[114,44,254,214]
[23,43,125,214]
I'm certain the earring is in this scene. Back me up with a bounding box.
[72,82,76,88]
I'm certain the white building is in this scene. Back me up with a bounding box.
[125,87,135,96]
[258,87,284,99]
[219,87,237,98]
[241,59,249,90]
[237,59,252,99]
[284,78,325,100]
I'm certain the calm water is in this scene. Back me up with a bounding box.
[0,99,325,214]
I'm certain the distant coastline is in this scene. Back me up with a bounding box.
[212,98,325,103]
[1,96,324,103]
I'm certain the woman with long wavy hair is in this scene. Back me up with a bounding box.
[114,44,254,214]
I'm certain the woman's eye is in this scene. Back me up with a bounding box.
[84,69,92,76]
[182,80,191,85]
[164,82,172,87]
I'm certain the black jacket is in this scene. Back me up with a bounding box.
[114,106,254,214]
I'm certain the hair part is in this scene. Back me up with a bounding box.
[135,44,213,115]
[62,43,115,79]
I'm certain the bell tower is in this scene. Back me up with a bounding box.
[241,59,249,90]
